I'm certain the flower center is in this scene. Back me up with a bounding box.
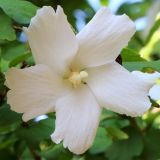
[68,71,88,88]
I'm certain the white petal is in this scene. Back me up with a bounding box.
[51,85,101,154]
[149,84,160,101]
[5,64,70,121]
[86,62,152,116]
[132,71,160,84]
[72,7,135,70]
[24,6,78,75]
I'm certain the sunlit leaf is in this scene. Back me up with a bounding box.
[106,127,129,140]
[121,48,145,62]
[0,11,16,41]
[100,0,109,6]
[123,60,160,72]
[0,0,38,24]
[140,30,160,60]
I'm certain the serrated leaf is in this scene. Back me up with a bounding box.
[0,11,16,41]
[0,0,38,24]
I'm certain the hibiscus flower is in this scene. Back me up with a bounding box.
[5,6,152,154]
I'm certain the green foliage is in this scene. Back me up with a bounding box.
[0,0,38,24]
[117,1,151,20]
[145,18,160,44]
[9,52,31,67]
[0,0,160,159]
[0,10,16,41]
[89,127,112,154]
[106,128,143,160]
[121,48,145,62]
[1,41,28,61]
[16,118,54,147]
[143,129,160,160]
[123,60,160,72]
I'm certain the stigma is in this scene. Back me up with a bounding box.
[68,71,88,88]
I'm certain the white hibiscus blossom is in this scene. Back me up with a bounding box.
[5,6,152,154]
[132,71,160,105]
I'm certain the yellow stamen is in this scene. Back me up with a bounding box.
[68,71,88,88]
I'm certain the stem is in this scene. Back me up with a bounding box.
[28,146,41,160]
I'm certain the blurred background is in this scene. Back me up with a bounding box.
[0,0,160,159]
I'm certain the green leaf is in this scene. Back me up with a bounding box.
[0,72,6,92]
[0,135,17,150]
[1,41,28,61]
[90,127,112,154]
[143,129,160,160]
[123,60,160,72]
[100,0,109,6]
[0,103,21,126]
[0,11,16,41]
[0,103,22,133]
[121,48,145,62]
[102,116,130,129]
[152,115,160,129]
[106,127,128,140]
[20,147,34,160]
[40,144,68,160]
[117,2,151,20]
[16,118,54,147]
[106,128,143,160]
[9,52,31,67]
[0,58,9,72]
[0,0,38,24]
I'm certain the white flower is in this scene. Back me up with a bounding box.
[5,6,152,154]
[132,71,160,104]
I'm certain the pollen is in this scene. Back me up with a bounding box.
[68,71,88,88]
